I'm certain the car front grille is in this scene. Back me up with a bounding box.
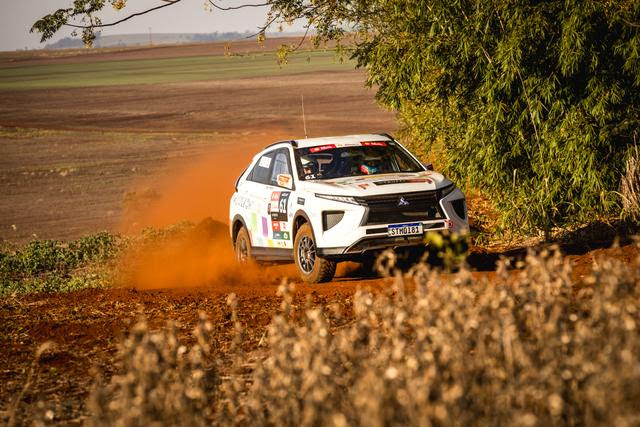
[356,190,444,225]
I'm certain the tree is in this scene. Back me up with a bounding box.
[33,0,640,236]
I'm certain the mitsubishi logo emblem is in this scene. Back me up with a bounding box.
[398,197,409,207]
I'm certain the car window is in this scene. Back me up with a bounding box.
[269,150,293,187]
[247,151,275,185]
[246,148,294,188]
[295,141,423,180]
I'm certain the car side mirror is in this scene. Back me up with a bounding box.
[277,173,293,189]
[423,162,434,171]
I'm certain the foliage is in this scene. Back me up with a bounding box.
[275,0,640,235]
[0,232,120,295]
[88,247,640,425]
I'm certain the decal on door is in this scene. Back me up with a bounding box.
[273,231,291,241]
[261,216,269,237]
[271,221,290,232]
[269,191,290,222]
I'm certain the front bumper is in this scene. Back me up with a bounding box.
[312,188,469,259]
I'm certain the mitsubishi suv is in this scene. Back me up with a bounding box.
[229,134,469,283]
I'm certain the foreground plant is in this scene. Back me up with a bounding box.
[89,246,640,425]
[88,314,218,426]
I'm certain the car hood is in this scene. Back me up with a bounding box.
[299,171,451,196]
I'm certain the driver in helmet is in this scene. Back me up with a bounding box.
[359,154,383,175]
[301,156,319,178]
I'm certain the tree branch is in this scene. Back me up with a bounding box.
[245,12,280,39]
[291,24,312,51]
[207,0,270,11]
[64,0,183,30]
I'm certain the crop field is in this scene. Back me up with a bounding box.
[0,50,355,90]
[1,38,639,425]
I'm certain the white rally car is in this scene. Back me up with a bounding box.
[229,134,469,283]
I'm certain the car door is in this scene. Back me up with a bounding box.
[242,147,296,250]
[265,148,296,249]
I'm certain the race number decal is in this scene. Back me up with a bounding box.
[269,191,290,222]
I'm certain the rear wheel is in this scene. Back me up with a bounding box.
[234,227,252,264]
[294,223,336,283]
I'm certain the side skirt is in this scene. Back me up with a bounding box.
[251,247,294,263]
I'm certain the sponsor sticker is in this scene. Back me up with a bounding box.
[360,141,388,147]
[276,174,292,189]
[258,156,271,168]
[373,178,433,186]
[273,231,291,240]
[297,197,305,205]
[261,217,269,237]
[309,144,336,153]
[235,195,255,210]
[272,221,281,232]
[250,213,258,231]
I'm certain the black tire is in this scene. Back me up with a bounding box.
[293,223,336,283]
[234,227,252,264]
[359,255,380,278]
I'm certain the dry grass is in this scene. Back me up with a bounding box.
[87,247,640,426]
[622,144,640,220]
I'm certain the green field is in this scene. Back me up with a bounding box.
[0,50,355,90]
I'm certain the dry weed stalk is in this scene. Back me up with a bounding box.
[231,248,640,426]
[87,314,217,426]
[622,143,640,219]
[89,247,640,426]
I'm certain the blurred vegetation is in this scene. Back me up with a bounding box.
[0,232,120,295]
[85,246,640,426]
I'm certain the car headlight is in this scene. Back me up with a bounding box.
[315,194,361,205]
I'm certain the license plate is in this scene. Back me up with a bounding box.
[387,222,423,236]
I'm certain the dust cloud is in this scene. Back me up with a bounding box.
[117,132,297,290]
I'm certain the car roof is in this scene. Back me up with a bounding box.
[293,134,393,149]
[261,134,394,151]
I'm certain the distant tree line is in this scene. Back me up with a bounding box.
[44,31,254,50]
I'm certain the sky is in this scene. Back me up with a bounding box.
[0,0,301,51]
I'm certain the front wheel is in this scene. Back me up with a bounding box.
[293,223,336,283]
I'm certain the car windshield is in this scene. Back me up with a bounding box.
[295,141,423,180]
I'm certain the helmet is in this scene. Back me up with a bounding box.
[301,156,319,176]
[359,154,382,175]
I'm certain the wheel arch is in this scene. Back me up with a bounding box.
[292,210,314,240]
[231,215,250,246]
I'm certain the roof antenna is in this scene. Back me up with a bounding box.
[301,94,308,138]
